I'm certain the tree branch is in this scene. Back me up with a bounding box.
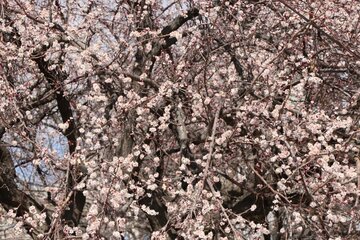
[149,8,199,57]
[276,0,360,60]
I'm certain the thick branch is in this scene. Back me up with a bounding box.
[215,39,244,78]
[149,8,199,57]
[0,143,50,238]
[31,48,85,227]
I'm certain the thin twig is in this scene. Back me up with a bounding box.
[283,140,313,201]
[206,179,244,239]
[275,0,360,59]
[248,164,291,204]
[202,108,221,187]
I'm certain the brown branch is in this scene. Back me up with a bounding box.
[149,8,199,57]
[202,108,221,188]
[31,46,85,228]
[215,39,244,78]
[248,164,291,204]
[122,71,159,91]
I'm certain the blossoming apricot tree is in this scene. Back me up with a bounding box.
[0,0,359,239]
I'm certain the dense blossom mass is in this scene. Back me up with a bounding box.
[0,0,360,239]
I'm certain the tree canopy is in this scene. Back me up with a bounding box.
[0,0,360,239]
